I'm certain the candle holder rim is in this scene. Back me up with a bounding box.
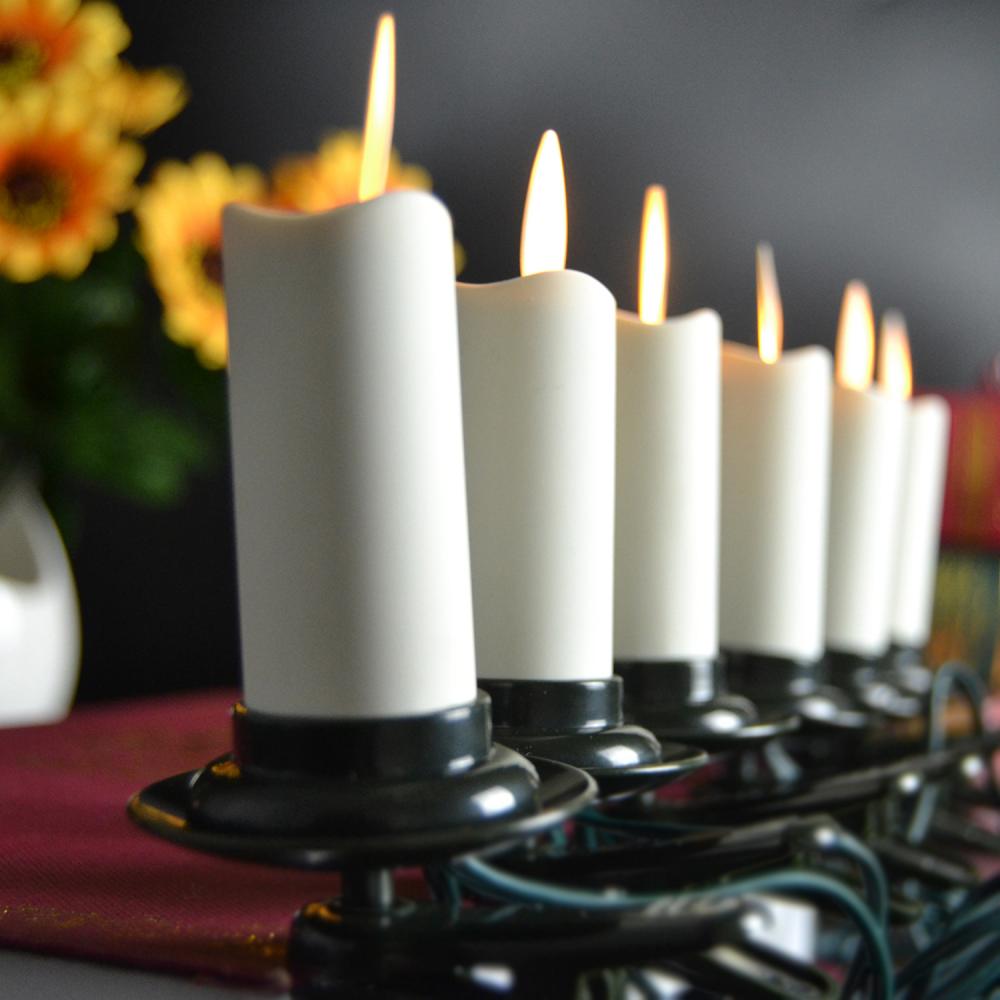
[127,750,596,870]
[232,692,493,780]
[645,710,801,751]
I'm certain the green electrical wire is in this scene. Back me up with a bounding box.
[815,826,890,997]
[944,958,1000,999]
[926,662,988,754]
[575,807,720,836]
[580,811,888,930]
[907,660,989,844]
[820,830,888,924]
[451,856,894,999]
[894,662,999,996]
[916,934,1000,999]
[482,812,890,995]
[897,910,1000,993]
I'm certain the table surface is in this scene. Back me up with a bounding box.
[2,949,277,999]
[0,690,352,991]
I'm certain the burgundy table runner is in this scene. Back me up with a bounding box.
[0,690,405,990]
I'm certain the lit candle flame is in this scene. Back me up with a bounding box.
[520,130,568,276]
[755,242,783,364]
[358,13,396,202]
[638,185,669,324]
[878,310,913,399]
[835,280,875,390]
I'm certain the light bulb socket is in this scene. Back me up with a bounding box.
[232,696,492,781]
[128,691,596,868]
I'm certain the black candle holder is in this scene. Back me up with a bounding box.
[825,649,924,719]
[882,643,934,698]
[128,691,596,868]
[615,658,799,752]
[724,651,869,731]
[478,676,707,800]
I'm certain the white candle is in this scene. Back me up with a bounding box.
[719,245,832,661]
[221,17,476,718]
[825,283,907,656]
[614,186,721,660]
[457,131,616,682]
[879,312,951,649]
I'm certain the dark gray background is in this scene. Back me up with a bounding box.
[77,0,1000,700]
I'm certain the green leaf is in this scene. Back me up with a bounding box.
[45,389,209,507]
[0,231,216,513]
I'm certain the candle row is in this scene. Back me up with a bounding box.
[221,16,948,720]
[720,268,949,668]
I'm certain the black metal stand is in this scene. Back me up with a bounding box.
[124,671,1000,998]
[126,695,760,999]
[479,676,707,800]
[289,888,751,998]
[633,731,1000,825]
[499,814,834,889]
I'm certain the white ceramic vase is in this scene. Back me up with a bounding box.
[0,477,80,727]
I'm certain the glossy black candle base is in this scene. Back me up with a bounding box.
[615,658,799,752]
[479,677,706,800]
[725,651,869,731]
[883,643,934,698]
[826,649,924,719]
[127,693,596,868]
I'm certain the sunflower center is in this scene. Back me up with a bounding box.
[0,157,70,231]
[0,37,45,91]
[199,245,224,288]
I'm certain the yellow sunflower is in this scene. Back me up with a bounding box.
[271,130,465,273]
[0,0,129,96]
[270,130,430,212]
[96,62,187,136]
[135,152,265,369]
[0,85,142,281]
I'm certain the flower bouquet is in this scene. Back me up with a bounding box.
[0,0,448,721]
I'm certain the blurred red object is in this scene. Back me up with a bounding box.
[939,369,1000,551]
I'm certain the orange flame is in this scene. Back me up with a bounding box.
[520,130,567,276]
[878,310,913,399]
[638,185,669,324]
[358,13,396,202]
[835,281,875,390]
[755,242,783,364]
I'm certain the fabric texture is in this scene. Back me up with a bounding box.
[0,690,388,990]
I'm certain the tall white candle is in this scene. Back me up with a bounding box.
[457,131,616,682]
[614,186,721,661]
[825,283,907,656]
[221,17,476,718]
[719,245,832,661]
[879,312,951,649]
